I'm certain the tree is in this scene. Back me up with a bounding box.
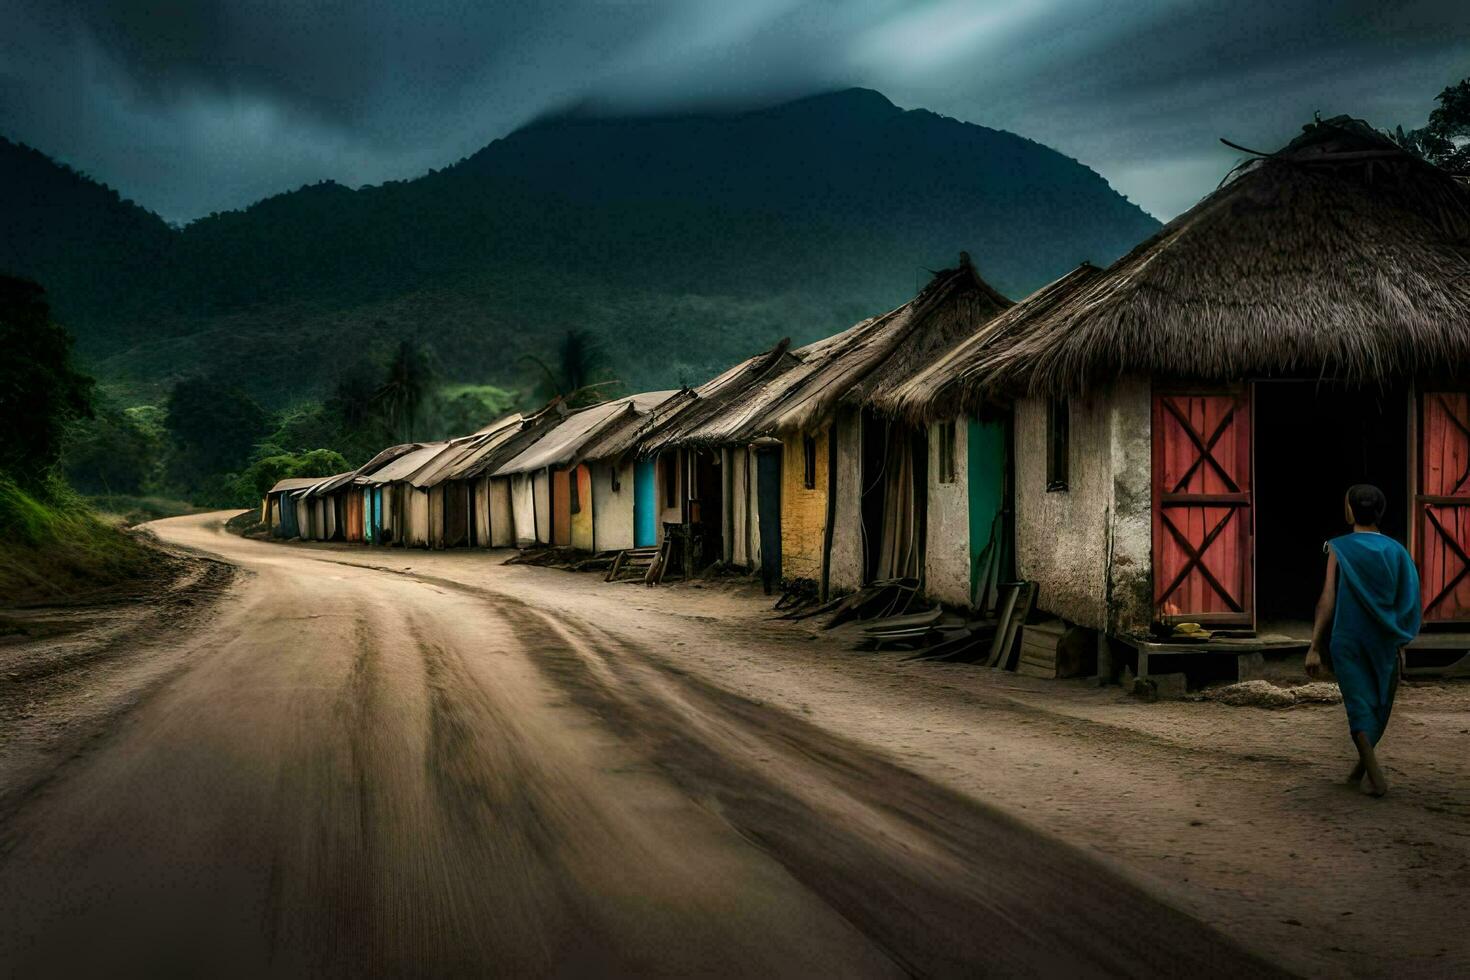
[1395,77,1470,175]
[522,328,619,409]
[63,398,161,495]
[373,340,436,443]
[234,448,350,501]
[0,276,94,488]
[164,376,269,481]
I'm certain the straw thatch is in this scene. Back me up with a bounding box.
[631,340,798,454]
[883,263,1102,424]
[964,116,1470,398]
[493,391,678,476]
[838,254,1012,414]
[640,256,1009,447]
[759,254,1010,434]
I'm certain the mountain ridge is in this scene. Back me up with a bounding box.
[0,88,1160,406]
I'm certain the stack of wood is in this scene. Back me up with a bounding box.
[605,545,664,584]
[1016,619,1067,678]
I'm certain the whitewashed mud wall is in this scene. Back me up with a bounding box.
[591,460,636,552]
[925,420,970,607]
[1014,378,1151,633]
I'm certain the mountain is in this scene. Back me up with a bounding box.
[0,90,1160,407]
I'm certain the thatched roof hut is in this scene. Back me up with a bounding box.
[646,255,1010,449]
[964,116,1470,398]
[626,340,796,455]
[493,391,677,476]
[882,263,1101,424]
[757,254,1011,434]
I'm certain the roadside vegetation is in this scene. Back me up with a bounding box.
[0,276,154,602]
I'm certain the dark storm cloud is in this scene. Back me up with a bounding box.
[2,0,1466,223]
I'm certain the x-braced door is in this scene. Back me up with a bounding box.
[1416,392,1470,623]
[1152,389,1253,627]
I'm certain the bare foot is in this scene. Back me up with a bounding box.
[1346,760,1366,786]
[1352,732,1389,797]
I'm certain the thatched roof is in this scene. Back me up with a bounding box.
[579,389,696,463]
[881,263,1102,423]
[838,255,1012,414]
[636,340,798,454]
[756,254,1010,434]
[493,391,677,476]
[965,116,1470,397]
[451,401,569,480]
[409,414,524,487]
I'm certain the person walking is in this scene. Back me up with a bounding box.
[1305,484,1421,797]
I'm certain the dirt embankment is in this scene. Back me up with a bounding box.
[0,538,235,821]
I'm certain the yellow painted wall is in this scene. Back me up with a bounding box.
[780,429,828,583]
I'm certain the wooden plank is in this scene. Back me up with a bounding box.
[985,585,1022,669]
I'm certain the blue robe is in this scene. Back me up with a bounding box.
[1327,533,1421,744]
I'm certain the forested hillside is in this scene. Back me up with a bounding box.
[2,89,1159,407]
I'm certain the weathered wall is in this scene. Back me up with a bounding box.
[656,450,684,542]
[511,473,538,547]
[780,428,828,583]
[489,477,515,547]
[1106,378,1154,635]
[925,419,971,607]
[571,465,594,551]
[828,411,864,595]
[532,470,551,545]
[1014,378,1152,632]
[428,485,445,548]
[591,460,636,552]
[729,447,757,568]
[406,487,431,548]
[472,477,492,547]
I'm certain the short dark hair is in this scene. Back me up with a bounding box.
[1347,484,1387,525]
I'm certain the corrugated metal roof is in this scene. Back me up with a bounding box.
[269,475,330,494]
[407,414,523,487]
[493,391,676,476]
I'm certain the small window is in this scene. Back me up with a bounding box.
[663,454,677,507]
[802,435,818,490]
[1046,397,1070,492]
[936,420,957,484]
[569,469,581,515]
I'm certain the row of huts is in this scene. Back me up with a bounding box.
[267,118,1470,639]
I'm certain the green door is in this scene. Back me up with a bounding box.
[967,418,1008,606]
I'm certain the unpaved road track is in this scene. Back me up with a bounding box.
[0,513,1277,978]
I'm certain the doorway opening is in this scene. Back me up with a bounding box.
[1253,381,1408,635]
[689,449,723,569]
[860,410,928,584]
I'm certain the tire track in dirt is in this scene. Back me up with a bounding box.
[478,592,1284,979]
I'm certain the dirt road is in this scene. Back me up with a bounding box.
[0,512,1438,976]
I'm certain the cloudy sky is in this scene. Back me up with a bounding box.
[2,0,1466,224]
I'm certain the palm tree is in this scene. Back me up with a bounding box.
[373,341,436,443]
[522,329,619,409]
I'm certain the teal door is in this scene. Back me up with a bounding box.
[634,458,657,547]
[967,418,1008,606]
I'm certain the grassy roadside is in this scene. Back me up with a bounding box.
[0,476,157,605]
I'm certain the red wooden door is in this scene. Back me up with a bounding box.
[1416,393,1470,623]
[1152,389,1253,626]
